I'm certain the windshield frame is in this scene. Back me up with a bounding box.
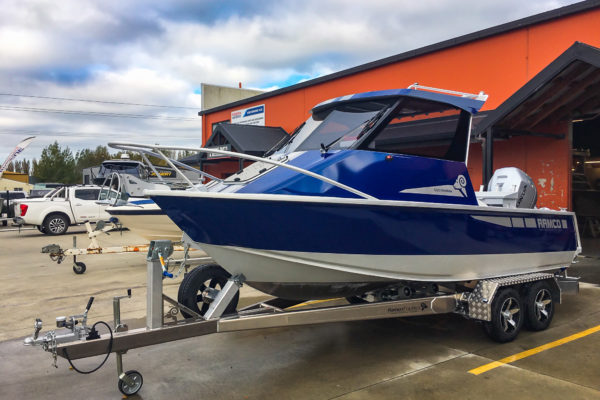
[352,97,473,162]
[274,99,397,154]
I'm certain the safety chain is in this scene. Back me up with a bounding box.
[44,331,58,368]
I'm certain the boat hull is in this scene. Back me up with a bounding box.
[151,192,580,299]
[193,243,575,299]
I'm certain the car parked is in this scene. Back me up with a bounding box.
[13,185,110,235]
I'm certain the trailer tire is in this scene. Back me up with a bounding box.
[178,264,239,318]
[73,262,86,274]
[524,280,554,331]
[118,370,143,396]
[483,287,523,343]
[43,213,69,235]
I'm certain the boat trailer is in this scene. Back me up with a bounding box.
[41,221,210,274]
[24,240,580,396]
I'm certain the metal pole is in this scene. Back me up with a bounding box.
[146,245,164,330]
[482,128,494,190]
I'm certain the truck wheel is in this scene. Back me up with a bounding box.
[177,264,239,318]
[37,225,46,233]
[524,280,555,331]
[44,214,69,235]
[483,287,523,343]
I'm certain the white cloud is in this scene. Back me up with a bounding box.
[0,0,581,162]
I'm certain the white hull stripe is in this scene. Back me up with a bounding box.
[197,242,575,284]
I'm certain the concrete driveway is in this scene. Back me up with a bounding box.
[1,226,599,399]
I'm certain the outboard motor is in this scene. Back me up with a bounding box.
[476,167,537,208]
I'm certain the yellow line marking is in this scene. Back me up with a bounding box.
[469,324,600,375]
[286,298,342,310]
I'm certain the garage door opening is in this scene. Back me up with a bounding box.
[572,116,600,254]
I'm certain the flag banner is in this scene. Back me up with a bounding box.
[0,136,35,178]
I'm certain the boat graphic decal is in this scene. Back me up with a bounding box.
[400,175,468,198]
[471,216,512,227]
[472,215,568,229]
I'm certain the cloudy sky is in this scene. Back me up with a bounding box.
[0,0,579,162]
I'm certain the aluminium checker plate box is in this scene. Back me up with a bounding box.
[466,272,556,321]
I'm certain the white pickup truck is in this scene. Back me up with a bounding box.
[13,185,111,235]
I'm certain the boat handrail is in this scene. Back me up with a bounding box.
[108,143,223,184]
[407,83,488,101]
[140,153,166,184]
[107,142,377,200]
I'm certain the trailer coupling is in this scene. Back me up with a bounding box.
[24,296,96,367]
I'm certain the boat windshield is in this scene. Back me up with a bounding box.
[361,98,471,162]
[274,100,395,154]
[98,162,142,178]
[269,96,472,162]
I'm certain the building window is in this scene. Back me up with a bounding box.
[212,120,228,132]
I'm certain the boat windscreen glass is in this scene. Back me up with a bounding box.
[98,163,142,178]
[361,98,472,162]
[292,100,395,152]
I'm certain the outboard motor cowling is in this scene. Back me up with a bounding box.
[476,167,537,208]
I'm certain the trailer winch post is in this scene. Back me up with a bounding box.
[147,241,172,329]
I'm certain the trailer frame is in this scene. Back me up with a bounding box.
[24,240,580,396]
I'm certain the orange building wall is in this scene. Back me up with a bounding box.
[203,8,600,209]
[204,160,241,180]
[492,122,571,210]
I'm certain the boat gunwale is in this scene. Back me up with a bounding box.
[146,190,576,217]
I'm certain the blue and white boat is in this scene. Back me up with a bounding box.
[142,85,580,300]
[98,146,209,242]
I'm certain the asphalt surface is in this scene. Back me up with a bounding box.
[0,226,599,399]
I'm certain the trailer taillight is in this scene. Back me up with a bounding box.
[20,204,28,216]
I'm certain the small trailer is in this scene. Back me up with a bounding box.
[41,221,209,274]
[24,240,580,396]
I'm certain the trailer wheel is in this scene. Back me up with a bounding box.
[73,262,86,274]
[118,370,143,396]
[43,213,69,235]
[483,287,523,343]
[524,280,554,331]
[177,264,239,318]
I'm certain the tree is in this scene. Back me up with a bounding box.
[34,142,78,184]
[75,146,113,182]
[12,160,30,174]
[175,150,196,160]
[31,158,38,177]
[21,159,31,175]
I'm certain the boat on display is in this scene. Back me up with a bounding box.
[135,84,580,300]
[97,148,211,242]
[104,199,183,242]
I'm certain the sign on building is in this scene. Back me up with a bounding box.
[207,144,232,159]
[231,104,265,126]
